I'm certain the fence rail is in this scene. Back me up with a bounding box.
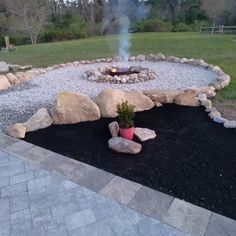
[200,26,236,34]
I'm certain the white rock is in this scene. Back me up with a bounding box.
[134,128,156,141]
[201,99,212,109]
[155,53,165,61]
[209,111,221,119]
[213,117,226,124]
[109,121,119,137]
[224,120,236,128]
[136,55,146,61]
[0,61,9,73]
[198,93,207,102]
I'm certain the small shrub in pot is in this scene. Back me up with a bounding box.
[116,101,135,140]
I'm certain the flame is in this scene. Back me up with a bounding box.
[111,68,117,73]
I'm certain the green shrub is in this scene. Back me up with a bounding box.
[116,101,135,128]
[173,23,193,32]
[136,18,172,32]
[191,20,211,31]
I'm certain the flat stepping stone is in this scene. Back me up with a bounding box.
[134,127,156,141]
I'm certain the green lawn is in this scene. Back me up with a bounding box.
[0,32,236,103]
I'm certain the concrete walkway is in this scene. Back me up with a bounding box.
[0,132,235,236]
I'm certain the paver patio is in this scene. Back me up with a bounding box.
[0,132,236,236]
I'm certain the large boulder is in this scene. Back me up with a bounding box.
[95,89,125,118]
[0,75,11,91]
[51,92,101,124]
[25,108,53,132]
[174,91,200,106]
[6,123,26,138]
[124,90,155,112]
[143,89,182,104]
[108,137,142,154]
[6,73,20,85]
[0,61,9,73]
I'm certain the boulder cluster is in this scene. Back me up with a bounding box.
[108,121,156,154]
[82,66,156,84]
[6,84,235,140]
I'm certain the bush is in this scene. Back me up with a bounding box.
[116,101,135,128]
[136,18,172,32]
[173,23,193,32]
[191,20,211,31]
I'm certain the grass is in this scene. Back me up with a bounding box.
[0,32,236,105]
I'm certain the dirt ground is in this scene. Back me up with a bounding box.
[214,100,236,121]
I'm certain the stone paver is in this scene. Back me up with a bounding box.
[0,141,236,236]
[20,146,53,164]
[100,176,142,205]
[205,213,236,236]
[128,186,174,220]
[0,133,18,148]
[0,221,10,236]
[0,198,10,223]
[64,209,96,231]
[53,157,94,181]
[163,198,212,236]
[77,167,115,192]
[5,140,34,154]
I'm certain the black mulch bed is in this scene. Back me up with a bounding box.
[24,104,236,219]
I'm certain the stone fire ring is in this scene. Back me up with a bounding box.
[1,53,235,139]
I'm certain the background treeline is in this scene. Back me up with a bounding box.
[0,0,236,47]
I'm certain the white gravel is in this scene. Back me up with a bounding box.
[0,61,218,130]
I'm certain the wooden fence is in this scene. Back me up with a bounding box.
[200,26,236,34]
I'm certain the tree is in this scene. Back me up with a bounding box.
[5,0,51,44]
[202,0,235,31]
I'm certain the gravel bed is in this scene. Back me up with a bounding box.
[0,61,217,130]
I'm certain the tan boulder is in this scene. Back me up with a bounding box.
[6,123,26,138]
[15,72,26,82]
[109,121,119,137]
[51,92,101,124]
[0,75,11,90]
[25,108,53,132]
[174,91,200,106]
[95,89,125,118]
[124,90,154,112]
[143,89,182,104]
[6,73,20,85]
[108,137,142,154]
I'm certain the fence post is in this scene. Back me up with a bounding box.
[4,36,10,52]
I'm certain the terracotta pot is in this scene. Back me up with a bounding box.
[119,127,134,140]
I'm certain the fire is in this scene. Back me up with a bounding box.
[111,68,117,73]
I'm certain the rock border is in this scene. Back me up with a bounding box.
[0,53,230,91]
[82,65,157,84]
[1,54,235,138]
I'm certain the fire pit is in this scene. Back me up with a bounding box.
[83,65,157,84]
[108,67,131,76]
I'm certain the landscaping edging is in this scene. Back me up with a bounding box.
[1,54,235,138]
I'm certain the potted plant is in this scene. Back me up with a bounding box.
[116,101,135,140]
